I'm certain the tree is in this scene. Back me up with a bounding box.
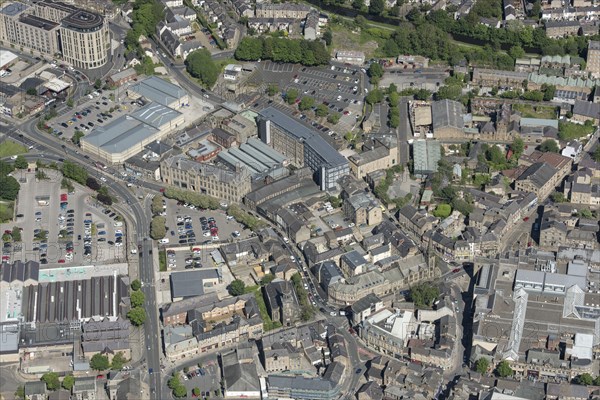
[90,354,110,371]
[299,96,315,111]
[323,29,333,46]
[193,387,201,397]
[168,374,181,389]
[538,139,559,153]
[61,160,88,185]
[327,113,340,124]
[266,84,279,97]
[352,0,364,8]
[368,63,384,81]
[185,49,219,88]
[15,385,24,399]
[131,290,145,307]
[575,373,594,385]
[72,130,85,145]
[127,306,147,326]
[433,203,452,218]
[94,78,102,89]
[495,360,513,378]
[261,274,275,285]
[366,89,384,105]
[485,145,506,165]
[111,352,127,370]
[408,283,439,307]
[62,375,75,391]
[369,0,385,15]
[14,155,28,169]
[593,146,600,163]
[86,177,101,191]
[475,358,489,374]
[150,216,166,239]
[541,83,556,101]
[0,176,20,200]
[508,45,525,60]
[41,372,60,391]
[151,194,164,215]
[26,88,37,96]
[173,385,187,398]
[131,279,141,291]
[510,137,524,159]
[285,88,299,104]
[436,85,462,101]
[594,376,600,386]
[229,279,246,296]
[97,193,113,205]
[551,191,566,203]
[315,104,329,117]
[11,226,21,242]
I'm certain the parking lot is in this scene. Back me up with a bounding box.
[45,89,132,141]
[0,169,125,266]
[180,363,221,397]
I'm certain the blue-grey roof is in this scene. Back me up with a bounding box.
[239,143,278,168]
[217,151,260,175]
[130,102,182,129]
[1,2,28,16]
[258,107,346,167]
[82,115,158,153]
[228,147,269,172]
[170,269,220,299]
[247,137,287,163]
[130,76,186,107]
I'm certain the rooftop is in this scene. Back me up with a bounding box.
[62,9,103,31]
[170,269,219,299]
[82,115,159,153]
[130,102,182,129]
[130,76,186,107]
[0,2,27,16]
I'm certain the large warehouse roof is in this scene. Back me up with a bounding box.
[0,50,18,69]
[129,76,186,107]
[82,115,159,153]
[130,102,182,129]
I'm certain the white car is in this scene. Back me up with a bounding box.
[203,231,211,237]
[115,230,123,234]
[115,242,123,247]
[159,238,170,244]
[100,177,107,182]
[168,263,176,268]
[121,172,127,177]
[212,236,219,241]
[130,248,137,254]
[220,202,228,208]
[177,216,184,222]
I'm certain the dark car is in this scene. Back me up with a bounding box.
[108,240,114,245]
[88,122,94,127]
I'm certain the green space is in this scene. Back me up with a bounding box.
[330,22,388,58]
[247,285,282,331]
[558,121,596,141]
[159,249,167,272]
[0,141,27,158]
[511,103,557,119]
[0,201,14,223]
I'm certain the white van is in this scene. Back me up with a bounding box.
[159,238,170,244]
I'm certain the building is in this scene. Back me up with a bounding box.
[340,250,368,278]
[72,377,96,400]
[586,40,600,77]
[81,102,184,164]
[257,107,349,191]
[222,348,261,398]
[545,20,581,38]
[343,192,382,226]
[351,293,383,325]
[303,11,319,40]
[170,269,220,301]
[431,100,465,139]
[472,68,529,87]
[572,100,600,124]
[334,50,365,65]
[412,140,441,175]
[360,308,416,359]
[348,139,398,179]
[108,68,137,86]
[0,1,108,69]
[263,280,301,326]
[255,3,311,18]
[514,162,561,200]
[267,374,340,399]
[161,154,252,203]
[128,76,188,110]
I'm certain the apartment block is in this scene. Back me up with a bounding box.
[586,40,600,77]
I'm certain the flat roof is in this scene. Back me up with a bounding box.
[0,50,18,68]
[82,115,159,154]
[19,14,58,30]
[62,9,103,31]
[170,269,219,299]
[130,76,186,107]
[0,2,28,16]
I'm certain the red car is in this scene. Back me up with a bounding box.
[159,188,165,193]
[60,194,68,202]
[523,217,529,222]
[58,259,65,263]
[96,375,104,379]
[452,268,461,273]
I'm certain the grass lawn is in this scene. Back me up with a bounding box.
[159,249,167,272]
[512,103,557,120]
[0,140,27,158]
[331,23,387,58]
[559,122,595,141]
[0,201,14,223]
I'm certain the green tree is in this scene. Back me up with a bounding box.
[475,358,489,374]
[315,103,329,117]
[41,372,60,391]
[90,354,110,371]
[539,139,559,153]
[127,306,147,326]
[323,29,333,46]
[436,85,462,101]
[508,45,525,60]
[66,97,74,108]
[151,194,164,215]
[285,88,299,104]
[593,146,600,163]
[131,290,145,307]
[150,216,166,239]
[541,84,556,101]
[327,113,340,124]
[366,89,384,105]
[15,386,24,399]
[433,203,452,218]
[510,137,524,159]
[11,226,21,242]
[14,155,28,169]
[594,376,600,386]
[234,37,264,60]
[369,0,385,15]
[62,375,75,391]
[26,88,37,96]
[94,78,102,89]
[0,176,20,200]
[229,279,246,296]
[261,274,275,286]
[551,192,566,203]
[168,374,181,389]
[368,63,384,81]
[185,49,219,87]
[352,0,364,8]
[193,387,201,396]
[485,145,506,165]
[72,130,85,145]
[495,360,513,378]
[408,283,439,307]
[173,385,187,398]
[576,373,594,385]
[61,160,88,185]
[299,96,315,111]
[131,279,141,291]
[266,84,279,97]
[111,352,127,370]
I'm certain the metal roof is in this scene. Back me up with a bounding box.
[82,115,159,153]
[247,137,286,163]
[170,269,219,299]
[130,76,186,107]
[130,102,182,129]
